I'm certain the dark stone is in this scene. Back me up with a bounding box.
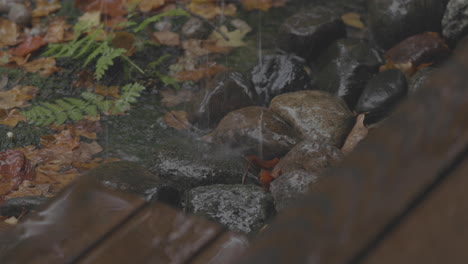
[442,0,468,45]
[270,170,318,212]
[181,17,211,39]
[408,66,436,94]
[85,161,181,207]
[0,196,48,217]
[150,136,258,192]
[277,6,346,62]
[315,39,382,108]
[251,54,313,106]
[367,0,449,50]
[191,71,257,129]
[206,106,300,159]
[355,69,408,124]
[8,3,30,26]
[272,140,343,177]
[185,184,275,234]
[269,91,354,147]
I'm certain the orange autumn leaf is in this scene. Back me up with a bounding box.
[74,0,128,18]
[188,1,236,19]
[259,169,274,189]
[0,19,19,48]
[0,109,26,127]
[32,0,62,17]
[241,0,272,11]
[246,155,280,169]
[111,31,136,56]
[163,110,191,130]
[0,85,39,110]
[10,36,46,56]
[341,113,368,155]
[22,57,60,77]
[175,64,227,81]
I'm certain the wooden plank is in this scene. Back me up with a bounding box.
[0,177,145,264]
[234,45,468,263]
[363,156,468,264]
[79,203,225,264]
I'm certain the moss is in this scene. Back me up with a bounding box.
[0,122,52,151]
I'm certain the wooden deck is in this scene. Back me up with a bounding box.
[1,41,468,264]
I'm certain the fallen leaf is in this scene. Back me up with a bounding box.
[175,64,227,81]
[188,2,236,19]
[259,169,273,189]
[68,120,103,139]
[160,89,194,108]
[32,0,62,17]
[152,31,180,46]
[0,86,39,109]
[0,109,26,127]
[77,11,101,28]
[208,25,250,48]
[44,17,72,43]
[4,217,18,225]
[341,12,365,29]
[10,36,46,57]
[22,57,60,77]
[241,0,271,11]
[341,113,368,155]
[0,19,19,48]
[139,0,165,12]
[111,31,136,56]
[0,149,36,186]
[163,110,191,130]
[74,0,128,18]
[95,84,120,98]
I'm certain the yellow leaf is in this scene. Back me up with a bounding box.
[208,25,249,48]
[341,12,365,29]
[0,86,39,110]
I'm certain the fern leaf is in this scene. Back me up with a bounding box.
[73,34,98,59]
[95,47,126,80]
[83,41,107,67]
[42,102,68,125]
[97,100,114,113]
[84,104,98,117]
[134,8,189,32]
[81,91,104,103]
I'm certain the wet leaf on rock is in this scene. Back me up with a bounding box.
[259,169,273,189]
[188,1,236,19]
[22,57,60,77]
[246,155,280,169]
[175,64,227,82]
[341,12,365,29]
[0,150,36,195]
[208,25,250,48]
[341,113,368,155]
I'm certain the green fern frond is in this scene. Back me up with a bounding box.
[134,8,189,32]
[95,47,126,80]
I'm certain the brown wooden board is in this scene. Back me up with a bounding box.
[233,44,468,263]
[0,177,145,264]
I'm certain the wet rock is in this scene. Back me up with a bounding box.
[181,17,211,39]
[272,140,343,177]
[206,106,300,159]
[269,91,354,147]
[8,3,30,25]
[86,161,181,206]
[381,32,449,76]
[191,71,257,129]
[442,0,468,44]
[185,184,275,234]
[408,66,436,94]
[0,196,48,217]
[367,0,448,50]
[0,0,22,13]
[315,39,382,108]
[270,170,318,212]
[251,54,314,106]
[150,136,258,192]
[277,6,346,62]
[355,69,408,124]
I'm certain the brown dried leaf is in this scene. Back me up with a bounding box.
[175,64,227,81]
[111,31,135,56]
[163,110,191,130]
[32,0,61,17]
[152,31,180,46]
[138,0,165,12]
[0,19,19,48]
[0,85,39,110]
[0,109,26,127]
[22,57,60,77]
[43,17,72,43]
[341,113,368,155]
[95,84,120,98]
[241,0,272,11]
[188,2,236,19]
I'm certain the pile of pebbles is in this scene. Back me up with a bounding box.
[4,0,468,236]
